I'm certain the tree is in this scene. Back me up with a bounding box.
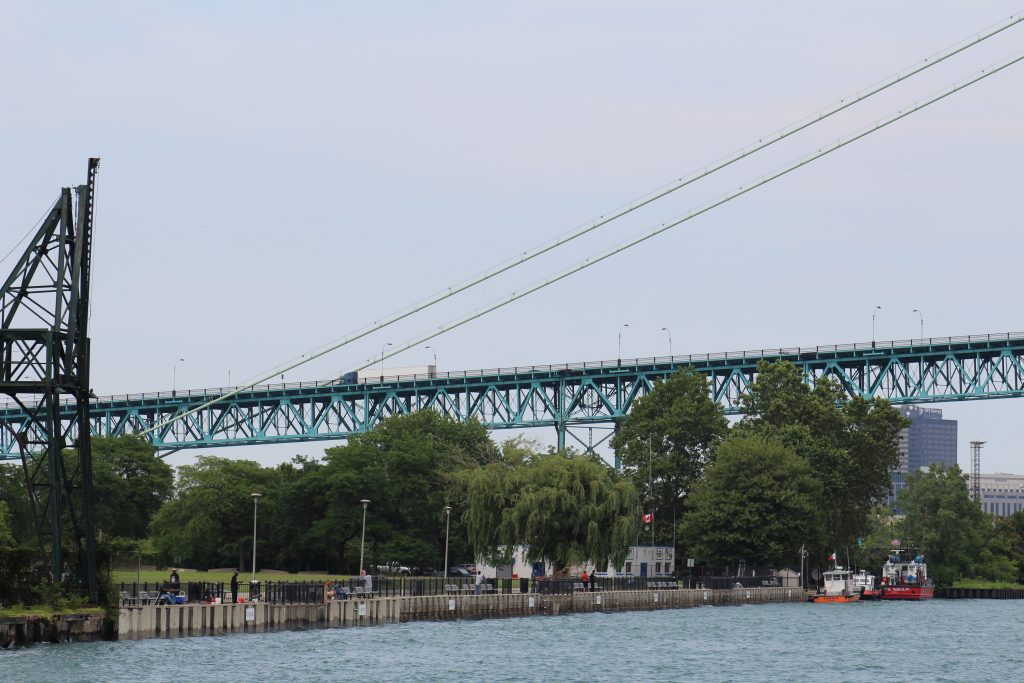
[610,369,729,545]
[458,453,638,572]
[898,464,987,586]
[993,512,1024,584]
[735,361,908,549]
[88,436,174,539]
[0,464,33,547]
[149,456,281,570]
[680,435,824,567]
[0,501,15,548]
[309,411,494,573]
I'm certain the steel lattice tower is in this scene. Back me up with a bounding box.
[0,159,100,601]
[970,440,985,504]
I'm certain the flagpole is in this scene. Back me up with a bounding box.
[649,437,654,572]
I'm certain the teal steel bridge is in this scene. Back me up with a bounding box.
[2,331,1023,459]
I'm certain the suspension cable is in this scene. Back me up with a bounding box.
[237,11,1024,387]
[142,48,1024,438]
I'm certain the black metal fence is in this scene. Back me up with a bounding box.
[118,575,699,604]
[118,580,326,605]
[698,576,781,590]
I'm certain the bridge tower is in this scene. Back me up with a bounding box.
[0,159,100,601]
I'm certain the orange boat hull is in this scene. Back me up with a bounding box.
[810,593,861,603]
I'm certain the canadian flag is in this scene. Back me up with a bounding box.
[827,552,836,562]
[642,512,653,524]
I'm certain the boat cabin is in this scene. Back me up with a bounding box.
[822,567,855,596]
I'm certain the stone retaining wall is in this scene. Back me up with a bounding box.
[937,587,1024,599]
[0,613,108,648]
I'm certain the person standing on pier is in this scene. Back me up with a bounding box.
[361,569,373,594]
[231,572,239,603]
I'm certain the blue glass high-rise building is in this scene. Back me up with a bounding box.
[888,406,958,508]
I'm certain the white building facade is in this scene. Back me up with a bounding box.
[970,473,1024,517]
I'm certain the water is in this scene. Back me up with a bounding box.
[3,601,1022,682]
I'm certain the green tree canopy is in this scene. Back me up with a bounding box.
[0,464,34,547]
[306,411,494,572]
[458,453,638,572]
[0,501,15,549]
[897,464,987,586]
[610,369,729,545]
[992,512,1024,584]
[89,436,174,539]
[680,435,824,567]
[735,361,908,549]
[149,456,281,570]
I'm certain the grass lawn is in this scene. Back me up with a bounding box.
[0,605,105,619]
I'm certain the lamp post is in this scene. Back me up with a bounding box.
[359,499,371,573]
[250,492,262,584]
[618,323,629,364]
[443,505,452,579]
[173,358,185,395]
[425,345,437,374]
[912,309,924,339]
[660,327,672,357]
[872,306,881,348]
[380,343,392,382]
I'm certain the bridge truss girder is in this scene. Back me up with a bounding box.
[1,332,1023,458]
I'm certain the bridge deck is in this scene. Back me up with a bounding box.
[2,332,1023,457]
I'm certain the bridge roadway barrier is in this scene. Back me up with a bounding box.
[116,587,804,640]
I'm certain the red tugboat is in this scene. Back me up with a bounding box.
[879,551,934,600]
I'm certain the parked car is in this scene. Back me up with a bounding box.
[448,567,472,577]
[374,561,411,575]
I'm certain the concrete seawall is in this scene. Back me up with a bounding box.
[116,587,804,640]
[0,613,108,648]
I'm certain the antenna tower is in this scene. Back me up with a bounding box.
[969,440,985,504]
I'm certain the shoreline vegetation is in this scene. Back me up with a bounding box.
[3,362,1023,615]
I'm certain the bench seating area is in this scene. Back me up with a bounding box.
[444,583,496,594]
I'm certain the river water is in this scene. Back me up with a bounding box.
[3,600,1021,682]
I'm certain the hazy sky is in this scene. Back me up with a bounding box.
[3,2,1022,471]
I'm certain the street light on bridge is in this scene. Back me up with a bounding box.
[872,306,881,348]
[660,327,672,357]
[380,343,392,382]
[618,323,629,365]
[912,309,924,339]
[425,345,437,374]
[173,358,185,396]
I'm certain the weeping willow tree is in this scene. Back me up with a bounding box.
[457,454,639,573]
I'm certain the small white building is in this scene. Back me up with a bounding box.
[610,545,675,577]
[477,544,677,579]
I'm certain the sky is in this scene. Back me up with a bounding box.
[2,1,1023,472]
